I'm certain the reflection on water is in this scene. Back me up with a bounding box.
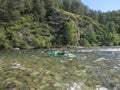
[0,46,120,90]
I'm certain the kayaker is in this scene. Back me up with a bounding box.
[57,50,65,55]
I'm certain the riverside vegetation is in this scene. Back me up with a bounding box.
[0,0,120,49]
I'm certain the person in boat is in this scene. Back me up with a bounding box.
[57,50,65,55]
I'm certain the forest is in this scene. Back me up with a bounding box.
[0,0,120,49]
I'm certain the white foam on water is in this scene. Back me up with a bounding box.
[118,64,120,66]
[96,85,108,90]
[81,56,87,60]
[98,48,120,52]
[94,58,106,62]
[113,65,120,70]
[77,47,120,52]
[66,82,84,90]
[12,62,22,69]
[80,50,93,52]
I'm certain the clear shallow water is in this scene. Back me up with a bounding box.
[0,46,120,90]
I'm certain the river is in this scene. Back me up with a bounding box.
[0,46,120,90]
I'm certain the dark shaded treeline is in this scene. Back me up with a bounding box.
[0,0,120,49]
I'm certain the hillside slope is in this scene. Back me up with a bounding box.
[49,9,104,46]
[0,0,120,49]
[0,9,104,49]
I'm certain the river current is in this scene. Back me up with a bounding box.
[0,46,120,90]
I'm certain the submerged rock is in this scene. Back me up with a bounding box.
[5,82,16,89]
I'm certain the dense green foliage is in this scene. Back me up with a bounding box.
[65,20,76,45]
[0,0,120,49]
[88,10,120,45]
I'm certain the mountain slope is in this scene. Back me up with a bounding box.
[0,9,105,49]
[0,0,120,49]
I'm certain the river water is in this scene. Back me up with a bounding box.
[0,46,120,90]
